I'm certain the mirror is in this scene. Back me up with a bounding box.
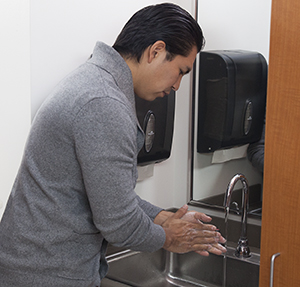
[188,0,272,218]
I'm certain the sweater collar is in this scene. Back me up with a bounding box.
[87,41,135,109]
[87,42,144,136]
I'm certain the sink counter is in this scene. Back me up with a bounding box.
[101,210,261,287]
[103,246,259,287]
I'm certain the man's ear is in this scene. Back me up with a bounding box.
[147,40,166,63]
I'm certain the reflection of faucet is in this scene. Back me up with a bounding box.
[224,173,251,258]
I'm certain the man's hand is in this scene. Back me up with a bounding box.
[159,205,226,256]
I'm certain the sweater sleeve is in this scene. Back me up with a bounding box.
[73,97,165,252]
[136,196,164,221]
[247,124,265,173]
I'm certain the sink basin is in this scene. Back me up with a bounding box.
[104,213,261,287]
[105,245,259,287]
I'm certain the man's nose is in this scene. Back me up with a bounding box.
[172,75,183,91]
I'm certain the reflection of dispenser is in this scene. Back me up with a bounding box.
[197,50,267,153]
[136,90,175,165]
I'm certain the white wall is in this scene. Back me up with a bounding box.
[0,0,31,219]
[30,0,173,117]
[192,0,272,199]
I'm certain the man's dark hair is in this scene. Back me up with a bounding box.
[113,3,205,62]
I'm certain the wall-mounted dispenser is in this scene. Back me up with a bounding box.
[197,50,267,153]
[136,90,175,165]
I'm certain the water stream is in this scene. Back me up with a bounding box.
[222,206,230,287]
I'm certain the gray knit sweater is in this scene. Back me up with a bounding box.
[0,42,165,287]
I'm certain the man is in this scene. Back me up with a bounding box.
[0,3,226,286]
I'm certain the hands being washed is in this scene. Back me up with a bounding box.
[180,207,226,256]
[161,205,226,256]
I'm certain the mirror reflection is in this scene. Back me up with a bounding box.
[189,0,272,218]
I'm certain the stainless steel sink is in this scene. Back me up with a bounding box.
[105,244,259,287]
[104,214,261,287]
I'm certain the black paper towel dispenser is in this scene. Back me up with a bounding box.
[136,90,175,165]
[197,50,267,153]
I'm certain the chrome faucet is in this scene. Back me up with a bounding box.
[224,173,251,258]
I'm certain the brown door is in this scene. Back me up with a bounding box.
[259,0,300,286]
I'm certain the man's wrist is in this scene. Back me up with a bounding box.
[153,210,174,225]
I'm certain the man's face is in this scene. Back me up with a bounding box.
[134,43,198,101]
